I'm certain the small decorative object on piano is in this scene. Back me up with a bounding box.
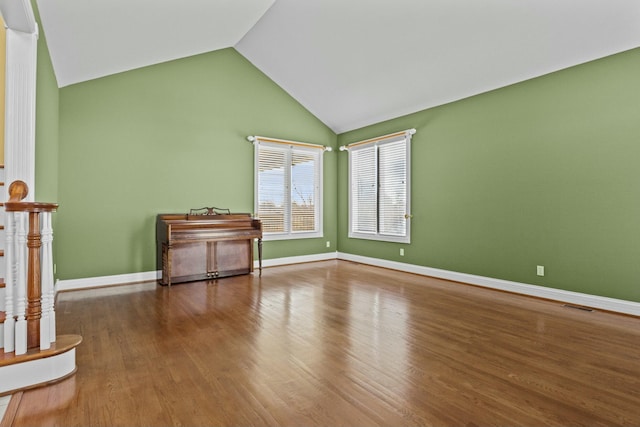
[189,206,231,216]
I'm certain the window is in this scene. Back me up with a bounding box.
[347,130,413,243]
[255,138,323,240]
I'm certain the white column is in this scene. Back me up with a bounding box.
[1,0,40,355]
[4,26,38,200]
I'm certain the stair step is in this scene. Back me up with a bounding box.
[0,277,5,288]
[0,334,82,396]
[0,310,5,323]
[0,249,4,257]
[0,334,82,367]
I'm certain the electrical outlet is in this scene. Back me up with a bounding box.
[537,265,545,276]
[326,241,330,248]
[400,248,405,256]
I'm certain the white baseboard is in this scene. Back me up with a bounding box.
[255,251,338,268]
[54,252,640,316]
[56,271,159,292]
[337,252,640,316]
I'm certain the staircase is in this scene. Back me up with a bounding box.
[0,179,82,395]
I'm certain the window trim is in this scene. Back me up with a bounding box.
[254,138,324,241]
[346,130,413,244]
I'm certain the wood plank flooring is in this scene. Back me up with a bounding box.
[6,260,640,426]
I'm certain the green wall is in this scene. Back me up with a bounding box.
[32,0,60,270]
[34,0,59,203]
[57,49,337,279]
[338,47,640,302]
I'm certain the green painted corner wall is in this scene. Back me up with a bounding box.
[34,0,59,203]
[56,48,337,280]
[337,47,640,302]
[32,0,60,275]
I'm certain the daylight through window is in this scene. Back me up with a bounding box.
[346,129,413,243]
[254,137,324,240]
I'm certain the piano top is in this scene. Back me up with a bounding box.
[157,213,262,243]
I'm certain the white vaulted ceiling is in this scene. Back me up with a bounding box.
[35,0,276,87]
[33,0,640,133]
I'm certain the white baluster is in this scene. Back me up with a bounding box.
[15,211,28,355]
[3,212,16,352]
[49,216,57,344]
[40,211,54,349]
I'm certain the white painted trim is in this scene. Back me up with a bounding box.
[255,251,338,268]
[337,252,640,317]
[0,348,76,394]
[4,26,38,200]
[56,271,159,292]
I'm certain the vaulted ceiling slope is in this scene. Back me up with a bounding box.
[35,0,275,87]
[34,0,640,133]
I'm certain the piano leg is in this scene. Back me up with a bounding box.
[258,238,263,276]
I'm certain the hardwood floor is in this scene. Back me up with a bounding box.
[6,260,640,426]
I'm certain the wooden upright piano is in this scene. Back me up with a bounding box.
[156,213,262,286]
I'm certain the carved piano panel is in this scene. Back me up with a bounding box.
[157,213,262,286]
[213,240,252,274]
[168,242,207,283]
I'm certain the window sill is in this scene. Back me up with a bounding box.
[263,231,323,241]
[348,232,410,244]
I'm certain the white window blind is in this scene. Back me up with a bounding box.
[291,150,319,232]
[257,145,288,233]
[378,139,407,237]
[255,138,323,240]
[347,130,413,243]
[351,146,377,234]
